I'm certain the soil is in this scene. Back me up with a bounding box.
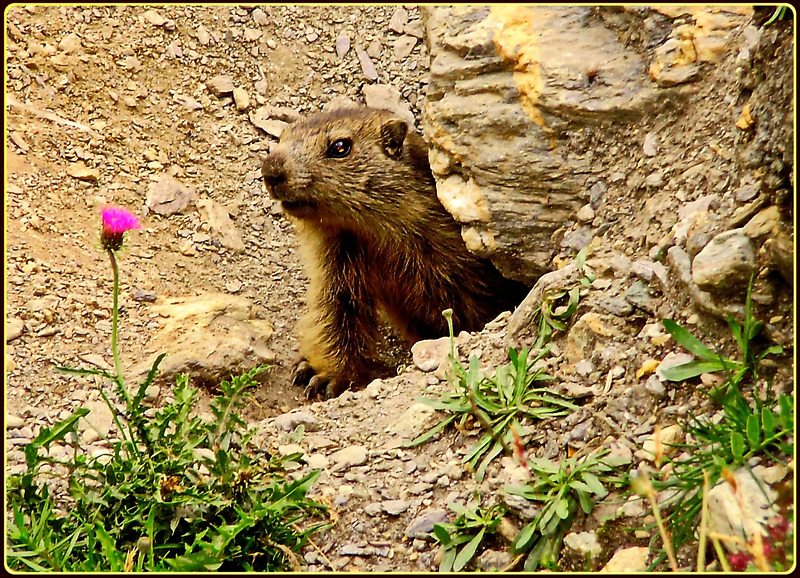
[4,4,794,573]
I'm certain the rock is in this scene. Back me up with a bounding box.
[197,25,211,46]
[388,403,438,439]
[691,229,756,291]
[643,375,666,398]
[643,132,658,157]
[174,94,203,110]
[146,175,197,216]
[354,44,379,81]
[67,162,100,182]
[600,547,650,572]
[80,399,116,437]
[638,424,683,462]
[655,352,694,381]
[128,293,274,386]
[249,108,290,138]
[644,170,664,188]
[389,7,409,33]
[278,443,304,457]
[197,197,246,253]
[323,95,358,112]
[306,453,329,470]
[362,84,415,127]
[233,88,250,111]
[6,414,25,429]
[206,75,235,97]
[6,318,24,341]
[597,296,633,317]
[410,337,450,372]
[272,411,320,432]
[142,9,165,27]
[335,34,350,58]
[57,32,82,53]
[404,508,449,539]
[734,181,761,203]
[329,445,368,470]
[366,38,382,60]
[252,8,268,26]
[743,205,780,240]
[624,281,655,314]
[576,204,595,223]
[393,35,417,60]
[564,531,602,557]
[422,5,660,282]
[476,549,513,572]
[382,499,411,515]
[707,468,777,552]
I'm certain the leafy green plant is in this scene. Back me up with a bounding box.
[6,206,327,571]
[659,276,783,386]
[432,499,508,572]
[505,449,627,571]
[530,247,595,351]
[407,310,577,481]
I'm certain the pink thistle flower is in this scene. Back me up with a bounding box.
[101,206,140,251]
[727,550,753,572]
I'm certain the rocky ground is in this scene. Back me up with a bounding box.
[4,5,794,573]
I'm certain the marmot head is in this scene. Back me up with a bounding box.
[261,107,434,229]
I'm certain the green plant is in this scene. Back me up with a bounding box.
[659,276,783,386]
[763,5,791,26]
[407,310,577,481]
[432,498,508,572]
[505,449,627,571]
[639,277,792,570]
[530,247,595,351]
[6,207,327,571]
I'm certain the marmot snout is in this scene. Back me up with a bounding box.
[261,106,530,398]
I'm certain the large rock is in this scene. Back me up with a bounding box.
[422,6,663,283]
[129,293,274,386]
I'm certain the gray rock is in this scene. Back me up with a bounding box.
[707,468,777,552]
[597,296,633,317]
[642,132,658,157]
[734,181,761,202]
[382,499,411,515]
[354,44,378,81]
[146,175,197,216]
[272,411,320,432]
[624,280,655,313]
[404,508,449,538]
[691,229,756,291]
[576,204,595,223]
[644,374,666,398]
[387,403,438,439]
[422,5,661,282]
[335,34,350,58]
[477,549,514,572]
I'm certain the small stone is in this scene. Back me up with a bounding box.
[225,280,243,293]
[574,359,594,376]
[362,84,415,126]
[393,35,417,60]
[404,20,424,39]
[644,375,666,398]
[58,32,82,53]
[643,132,659,157]
[367,38,382,60]
[178,239,196,256]
[382,499,411,515]
[404,508,449,539]
[278,443,305,457]
[734,181,761,203]
[67,162,100,182]
[6,318,24,341]
[597,296,633,317]
[387,403,438,438]
[133,289,157,303]
[577,204,595,223]
[252,8,268,26]
[645,170,665,188]
[564,531,602,557]
[410,336,450,372]
[743,206,780,240]
[477,549,514,572]
[197,25,211,46]
[6,414,25,429]
[233,88,250,111]
[639,424,684,461]
[147,175,197,216]
[389,7,409,33]
[206,75,235,97]
[335,34,351,58]
[600,547,649,572]
[267,38,277,50]
[174,94,203,110]
[306,453,330,470]
[707,468,777,552]
[691,229,756,291]
[365,502,383,516]
[143,9,165,26]
[272,410,319,432]
[329,445,368,470]
[624,281,654,313]
[354,44,379,81]
[244,28,262,42]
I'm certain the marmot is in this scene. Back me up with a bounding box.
[261,106,530,398]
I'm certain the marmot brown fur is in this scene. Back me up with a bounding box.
[261,106,530,398]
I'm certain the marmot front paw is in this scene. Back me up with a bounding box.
[291,359,349,400]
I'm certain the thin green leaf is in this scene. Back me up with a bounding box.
[404,414,457,447]
[432,524,452,545]
[661,318,719,361]
[746,414,760,449]
[93,523,123,572]
[579,471,607,497]
[440,546,456,572]
[730,432,745,461]
[453,528,485,572]
[512,521,538,553]
[658,360,733,382]
[577,489,594,514]
[761,408,775,439]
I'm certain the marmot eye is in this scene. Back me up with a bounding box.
[327,138,352,159]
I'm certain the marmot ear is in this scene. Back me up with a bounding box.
[380,119,408,160]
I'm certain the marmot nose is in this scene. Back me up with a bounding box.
[261,156,287,189]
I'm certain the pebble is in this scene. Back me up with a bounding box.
[600,546,650,572]
[564,531,602,556]
[382,499,411,515]
[576,204,595,223]
[272,410,319,432]
[410,337,450,372]
[197,25,211,45]
[58,32,82,53]
[6,318,24,341]
[233,88,250,111]
[643,132,659,157]
[393,35,417,59]
[691,229,756,290]
[389,7,409,33]
[354,44,379,81]
[6,414,25,429]
[142,9,165,27]
[206,75,235,96]
[404,508,449,539]
[329,445,368,470]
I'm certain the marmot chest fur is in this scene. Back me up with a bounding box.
[261,106,530,398]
